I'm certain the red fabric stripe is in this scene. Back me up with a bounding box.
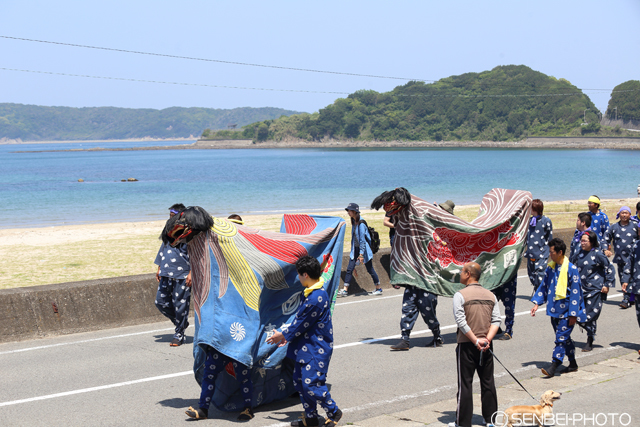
[239,230,308,264]
[283,214,317,235]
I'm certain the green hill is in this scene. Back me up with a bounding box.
[0,104,302,141]
[242,65,603,142]
[606,80,640,122]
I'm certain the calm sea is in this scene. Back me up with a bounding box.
[2,140,639,229]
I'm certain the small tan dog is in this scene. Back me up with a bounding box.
[503,390,561,427]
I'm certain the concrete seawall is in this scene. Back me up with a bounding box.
[1,229,576,344]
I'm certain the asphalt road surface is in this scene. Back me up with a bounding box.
[1,270,639,426]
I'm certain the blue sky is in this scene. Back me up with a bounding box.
[1,1,638,114]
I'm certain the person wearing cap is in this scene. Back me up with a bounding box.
[604,206,639,309]
[338,203,381,297]
[438,200,456,215]
[587,196,610,243]
[154,203,192,346]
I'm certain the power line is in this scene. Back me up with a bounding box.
[0,35,432,83]
[1,35,620,92]
[1,67,637,98]
[0,67,350,95]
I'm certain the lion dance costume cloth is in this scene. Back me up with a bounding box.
[163,209,345,412]
[385,188,532,296]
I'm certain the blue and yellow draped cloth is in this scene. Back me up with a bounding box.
[390,188,532,296]
[189,214,345,411]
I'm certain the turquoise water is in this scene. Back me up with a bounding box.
[2,141,639,228]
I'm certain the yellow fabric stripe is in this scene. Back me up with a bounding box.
[303,280,325,297]
[548,256,570,301]
[218,234,261,311]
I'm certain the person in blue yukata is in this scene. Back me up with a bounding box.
[491,276,517,341]
[605,206,639,309]
[389,201,454,350]
[267,256,342,427]
[338,203,382,297]
[569,212,599,264]
[631,201,640,224]
[185,347,255,421]
[184,212,255,422]
[524,199,553,295]
[154,203,192,347]
[622,226,640,357]
[575,231,615,352]
[531,237,586,377]
[587,195,610,243]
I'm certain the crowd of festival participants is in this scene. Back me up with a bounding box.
[151,195,640,427]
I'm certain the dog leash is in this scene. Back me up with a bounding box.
[489,349,538,403]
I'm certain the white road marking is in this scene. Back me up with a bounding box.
[0,327,178,356]
[0,274,626,408]
[335,293,402,305]
[0,272,619,356]
[1,343,624,410]
[0,371,192,407]
[334,274,528,307]
[0,294,626,408]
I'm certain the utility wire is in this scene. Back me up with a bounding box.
[1,67,637,98]
[0,67,350,95]
[0,35,432,83]
[0,35,621,92]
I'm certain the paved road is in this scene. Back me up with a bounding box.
[1,270,639,426]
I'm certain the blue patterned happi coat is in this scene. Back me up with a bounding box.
[574,248,615,337]
[531,261,586,363]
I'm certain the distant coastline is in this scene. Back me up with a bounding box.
[9,136,640,152]
[0,136,197,145]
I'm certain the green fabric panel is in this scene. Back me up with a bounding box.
[389,189,532,297]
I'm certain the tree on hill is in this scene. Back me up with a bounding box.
[606,80,640,122]
[242,65,599,142]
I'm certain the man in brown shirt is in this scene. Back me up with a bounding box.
[449,262,501,427]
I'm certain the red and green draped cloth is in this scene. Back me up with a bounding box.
[391,188,532,296]
[188,214,345,411]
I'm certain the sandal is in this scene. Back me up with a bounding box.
[237,407,254,421]
[185,406,208,420]
[291,413,319,427]
[324,408,342,426]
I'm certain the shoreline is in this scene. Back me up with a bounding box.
[3,198,638,289]
[9,136,640,152]
[0,137,196,145]
[4,197,638,242]
[3,197,639,232]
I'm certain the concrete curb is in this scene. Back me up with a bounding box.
[0,274,164,343]
[0,249,393,344]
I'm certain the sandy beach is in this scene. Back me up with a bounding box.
[2,198,637,289]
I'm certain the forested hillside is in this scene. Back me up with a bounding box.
[241,65,601,142]
[606,80,640,122]
[0,104,301,141]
